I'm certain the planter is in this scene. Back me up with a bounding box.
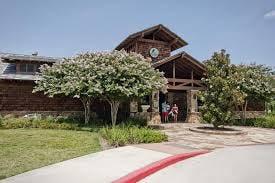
[189,126,247,135]
[141,105,150,112]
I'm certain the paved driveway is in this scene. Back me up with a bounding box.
[141,144,275,183]
[159,123,275,150]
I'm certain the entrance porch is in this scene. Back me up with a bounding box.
[130,52,206,124]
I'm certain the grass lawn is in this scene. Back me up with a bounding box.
[0,129,101,180]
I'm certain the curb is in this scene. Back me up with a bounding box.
[112,150,208,183]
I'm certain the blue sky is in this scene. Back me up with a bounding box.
[0,0,274,67]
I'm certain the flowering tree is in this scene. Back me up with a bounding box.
[200,49,273,128]
[200,50,243,128]
[92,50,167,126]
[34,50,167,126]
[234,64,273,121]
[33,53,104,124]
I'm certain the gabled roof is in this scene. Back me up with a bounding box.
[152,51,206,71]
[115,24,188,51]
[1,53,61,63]
[0,53,58,81]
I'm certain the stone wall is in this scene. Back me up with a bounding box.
[0,80,83,114]
[0,111,83,117]
[136,39,171,62]
[234,111,266,119]
[0,80,130,120]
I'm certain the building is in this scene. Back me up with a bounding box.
[0,24,264,123]
[0,53,83,116]
[115,24,206,123]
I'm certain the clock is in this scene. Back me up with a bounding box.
[149,48,159,58]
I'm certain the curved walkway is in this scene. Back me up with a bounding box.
[159,123,275,150]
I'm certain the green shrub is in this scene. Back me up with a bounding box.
[99,125,168,147]
[234,114,275,129]
[121,117,147,127]
[254,114,275,128]
[233,118,257,127]
[0,116,80,130]
[1,117,33,129]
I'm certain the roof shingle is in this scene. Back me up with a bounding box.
[0,53,58,81]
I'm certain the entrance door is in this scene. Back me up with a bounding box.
[167,90,187,122]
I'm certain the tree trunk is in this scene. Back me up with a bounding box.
[108,100,120,126]
[80,97,91,125]
[240,99,248,124]
[213,122,219,129]
[243,99,248,123]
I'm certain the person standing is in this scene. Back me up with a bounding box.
[161,101,168,123]
[166,102,171,122]
[171,104,178,123]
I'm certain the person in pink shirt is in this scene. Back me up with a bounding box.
[171,104,178,123]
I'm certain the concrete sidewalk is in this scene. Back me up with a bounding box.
[141,144,275,183]
[1,146,170,183]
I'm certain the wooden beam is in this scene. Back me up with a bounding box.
[138,38,168,45]
[152,26,162,40]
[191,69,194,87]
[140,32,145,38]
[169,38,178,46]
[194,82,204,87]
[176,82,192,87]
[180,60,202,75]
[167,78,203,85]
[167,85,206,91]
[182,54,205,71]
[173,61,176,86]
[161,26,176,40]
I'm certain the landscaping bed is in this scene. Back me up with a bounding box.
[99,125,168,147]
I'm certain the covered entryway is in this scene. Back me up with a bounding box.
[153,51,206,123]
[159,90,187,121]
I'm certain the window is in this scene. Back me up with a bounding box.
[27,64,34,72]
[19,64,27,72]
[18,64,36,73]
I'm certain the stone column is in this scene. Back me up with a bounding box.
[129,100,138,117]
[148,91,161,125]
[186,90,201,123]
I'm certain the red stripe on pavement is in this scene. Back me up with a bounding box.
[113,150,208,183]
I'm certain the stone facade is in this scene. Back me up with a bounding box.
[0,80,83,115]
[186,112,201,123]
[234,111,266,119]
[125,38,171,62]
[148,112,161,125]
[135,39,171,62]
[129,100,138,117]
[186,90,201,123]
[148,91,161,124]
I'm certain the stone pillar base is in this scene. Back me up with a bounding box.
[130,112,136,118]
[186,112,201,123]
[148,112,161,125]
